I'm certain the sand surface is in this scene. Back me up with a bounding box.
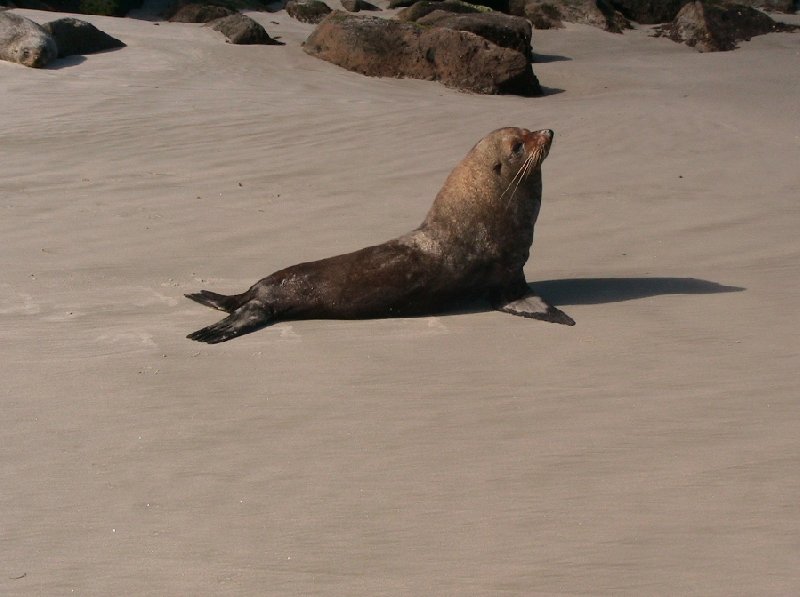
[2,6,799,595]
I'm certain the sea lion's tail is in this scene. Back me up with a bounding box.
[185,290,244,313]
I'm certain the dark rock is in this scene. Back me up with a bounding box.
[209,13,284,43]
[735,0,797,12]
[387,0,419,8]
[43,17,125,57]
[397,0,487,21]
[417,10,533,59]
[286,0,332,23]
[169,3,236,22]
[341,0,381,11]
[390,0,507,9]
[607,0,688,23]
[1,0,143,14]
[517,1,564,29]
[654,0,797,51]
[303,11,541,95]
[508,0,631,33]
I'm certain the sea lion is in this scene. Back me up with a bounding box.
[186,127,574,343]
[0,12,57,68]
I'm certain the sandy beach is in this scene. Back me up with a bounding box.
[2,5,799,594]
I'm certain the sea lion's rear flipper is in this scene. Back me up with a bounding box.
[493,291,575,326]
[185,290,244,313]
[187,302,273,344]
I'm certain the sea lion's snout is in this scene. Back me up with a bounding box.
[523,129,554,162]
[527,128,553,147]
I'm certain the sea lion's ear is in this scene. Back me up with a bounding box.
[492,162,502,174]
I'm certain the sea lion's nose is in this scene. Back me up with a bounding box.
[541,129,554,139]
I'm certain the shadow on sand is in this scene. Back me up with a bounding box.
[530,277,745,306]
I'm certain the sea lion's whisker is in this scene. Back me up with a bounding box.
[502,156,530,199]
[502,153,536,207]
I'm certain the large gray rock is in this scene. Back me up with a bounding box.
[654,0,797,51]
[209,13,283,44]
[303,11,541,95]
[416,10,533,60]
[508,0,631,33]
[43,17,124,57]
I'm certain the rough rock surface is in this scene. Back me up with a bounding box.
[341,0,381,11]
[169,3,236,22]
[286,0,332,22]
[416,10,533,59]
[735,0,797,12]
[396,0,487,21]
[303,11,541,95]
[508,0,631,33]
[608,0,687,23]
[209,13,283,44]
[654,0,797,51]
[390,0,507,10]
[43,17,124,57]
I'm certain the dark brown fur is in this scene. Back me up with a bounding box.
[187,127,573,343]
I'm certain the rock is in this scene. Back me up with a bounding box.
[341,0,381,11]
[735,0,797,12]
[1,0,143,14]
[417,10,532,59]
[286,0,332,23]
[209,13,284,44]
[169,3,236,22]
[508,0,631,33]
[303,11,541,95]
[43,17,124,57]
[397,0,487,21]
[517,1,564,29]
[608,0,688,23]
[654,0,797,51]
[391,0,507,9]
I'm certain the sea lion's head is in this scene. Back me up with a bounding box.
[9,28,58,68]
[15,38,57,68]
[423,127,554,244]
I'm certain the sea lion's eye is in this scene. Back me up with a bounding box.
[512,141,524,155]
[493,162,501,174]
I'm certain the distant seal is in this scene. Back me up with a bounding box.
[186,127,574,343]
[0,12,57,68]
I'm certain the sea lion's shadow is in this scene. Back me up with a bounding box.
[443,276,744,317]
[529,276,745,306]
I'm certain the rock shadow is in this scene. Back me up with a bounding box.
[49,55,87,69]
[532,53,571,63]
[530,277,745,306]
[538,86,565,96]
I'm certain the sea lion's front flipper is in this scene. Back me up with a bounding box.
[493,291,575,326]
[187,302,273,344]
